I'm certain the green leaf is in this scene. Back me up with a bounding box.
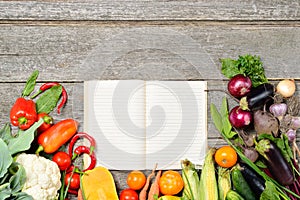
[36,85,62,114]
[260,181,280,200]
[220,97,236,138]
[0,124,13,145]
[13,193,34,200]
[22,70,39,97]
[210,103,222,133]
[282,134,293,159]
[0,183,11,200]
[220,55,268,87]
[220,58,240,78]
[255,160,267,169]
[7,119,43,155]
[9,164,26,194]
[0,139,13,179]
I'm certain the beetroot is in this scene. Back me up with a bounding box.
[228,74,252,98]
[229,106,253,128]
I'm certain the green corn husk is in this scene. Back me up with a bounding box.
[181,159,201,200]
[199,148,218,200]
[218,167,231,200]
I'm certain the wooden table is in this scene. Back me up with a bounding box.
[1,1,299,198]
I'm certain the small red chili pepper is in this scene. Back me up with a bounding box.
[10,97,37,130]
[67,188,78,195]
[31,82,68,114]
[72,145,96,172]
[37,112,53,134]
[68,132,96,156]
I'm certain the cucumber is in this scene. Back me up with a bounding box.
[231,165,256,200]
[225,190,245,200]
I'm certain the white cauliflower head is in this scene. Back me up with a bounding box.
[16,153,61,200]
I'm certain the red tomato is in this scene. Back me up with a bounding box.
[37,112,53,133]
[64,172,81,190]
[127,170,146,190]
[52,151,71,171]
[119,188,138,200]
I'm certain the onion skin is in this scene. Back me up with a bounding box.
[276,79,296,98]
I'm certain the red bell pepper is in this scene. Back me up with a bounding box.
[10,97,37,130]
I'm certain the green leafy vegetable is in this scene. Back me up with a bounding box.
[220,54,268,87]
[12,192,33,200]
[0,124,13,145]
[8,164,26,194]
[260,181,280,200]
[36,85,62,114]
[22,70,39,97]
[0,139,13,179]
[7,118,44,155]
[210,98,237,139]
[0,183,11,199]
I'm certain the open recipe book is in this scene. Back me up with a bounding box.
[84,80,208,170]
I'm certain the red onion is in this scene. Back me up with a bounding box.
[229,106,252,128]
[227,74,252,98]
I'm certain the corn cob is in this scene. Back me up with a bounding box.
[199,148,218,200]
[181,159,201,200]
[218,166,231,200]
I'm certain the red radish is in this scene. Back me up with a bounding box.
[228,74,252,98]
[229,106,252,128]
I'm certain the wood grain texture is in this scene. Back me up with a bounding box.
[0,0,299,21]
[1,23,300,82]
[1,0,300,198]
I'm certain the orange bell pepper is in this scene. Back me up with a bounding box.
[36,118,78,154]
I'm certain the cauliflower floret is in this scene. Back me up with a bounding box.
[16,153,61,200]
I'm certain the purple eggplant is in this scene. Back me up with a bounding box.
[255,139,294,186]
[239,162,265,198]
[240,83,274,110]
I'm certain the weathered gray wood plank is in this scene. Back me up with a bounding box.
[1,24,300,81]
[0,1,299,21]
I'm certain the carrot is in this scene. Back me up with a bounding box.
[139,165,157,200]
[77,189,84,200]
[148,170,162,200]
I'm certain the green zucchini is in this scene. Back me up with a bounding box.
[231,165,256,200]
[225,190,245,200]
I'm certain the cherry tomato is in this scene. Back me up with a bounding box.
[119,188,138,200]
[214,145,238,168]
[52,151,71,171]
[126,170,146,190]
[159,170,184,195]
[37,112,53,133]
[64,172,81,190]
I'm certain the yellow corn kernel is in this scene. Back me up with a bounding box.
[199,148,218,200]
